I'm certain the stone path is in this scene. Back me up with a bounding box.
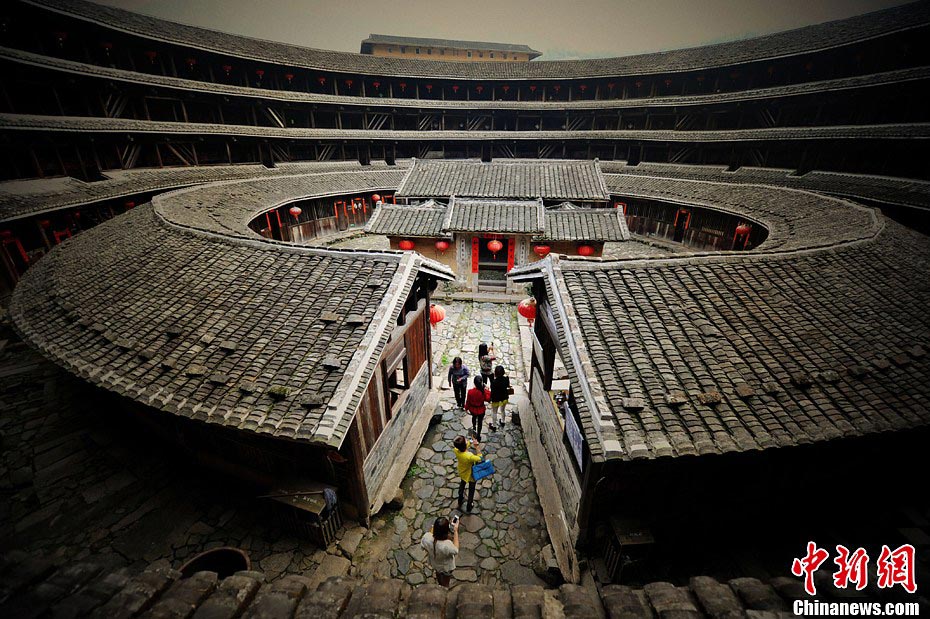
[349,301,551,588]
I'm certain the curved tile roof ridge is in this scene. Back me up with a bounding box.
[6,46,929,112]
[24,0,930,79]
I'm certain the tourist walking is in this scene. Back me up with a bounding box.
[464,375,490,441]
[488,365,511,432]
[420,516,459,587]
[447,356,470,409]
[453,435,483,513]
[478,343,496,385]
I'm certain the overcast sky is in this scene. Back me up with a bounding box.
[96,0,909,60]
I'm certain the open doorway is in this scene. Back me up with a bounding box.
[476,237,509,290]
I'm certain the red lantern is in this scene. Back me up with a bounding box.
[186,57,197,68]
[579,84,587,92]
[222,64,233,75]
[435,240,450,253]
[399,82,407,91]
[607,82,616,90]
[452,85,460,93]
[318,76,327,86]
[553,85,561,92]
[345,79,354,88]
[475,85,484,94]
[517,298,537,326]
[502,85,510,93]
[100,42,113,51]
[284,73,294,82]
[429,304,446,326]
[145,50,157,63]
[289,206,302,219]
[634,80,643,88]
[577,244,595,257]
[372,81,381,89]
[125,201,135,209]
[664,78,672,87]
[533,245,551,258]
[255,69,265,78]
[735,223,752,236]
[487,239,503,254]
[425,84,433,92]
[372,194,382,203]
[54,31,67,45]
[529,85,536,92]
[398,239,415,251]
[38,219,51,229]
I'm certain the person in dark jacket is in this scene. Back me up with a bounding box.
[488,365,511,431]
[464,375,490,441]
[478,343,496,385]
[447,357,470,408]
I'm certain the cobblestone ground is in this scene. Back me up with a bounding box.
[349,301,550,588]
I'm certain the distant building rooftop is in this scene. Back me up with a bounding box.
[361,34,541,59]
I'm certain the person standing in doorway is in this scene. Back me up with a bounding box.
[464,375,490,441]
[447,357,470,409]
[488,365,511,432]
[420,516,459,587]
[453,435,482,513]
[478,342,496,385]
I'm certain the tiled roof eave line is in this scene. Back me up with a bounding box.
[314,252,420,446]
[545,257,619,462]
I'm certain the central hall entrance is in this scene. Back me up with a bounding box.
[473,236,512,291]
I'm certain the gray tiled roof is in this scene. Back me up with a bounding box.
[365,201,448,237]
[0,160,411,223]
[5,46,928,113]
[4,113,929,143]
[601,162,930,211]
[445,197,544,233]
[511,170,928,463]
[26,0,930,79]
[542,207,630,242]
[364,198,628,241]
[10,170,453,448]
[397,159,609,201]
[0,549,828,618]
[361,34,540,56]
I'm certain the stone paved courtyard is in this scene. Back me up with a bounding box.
[348,300,551,588]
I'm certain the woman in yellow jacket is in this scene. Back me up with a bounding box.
[453,435,482,513]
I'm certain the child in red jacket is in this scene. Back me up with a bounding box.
[464,375,491,441]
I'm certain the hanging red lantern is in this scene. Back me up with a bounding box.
[372,81,381,89]
[735,223,752,236]
[372,194,382,203]
[634,80,643,88]
[345,79,354,88]
[289,206,302,219]
[529,85,536,92]
[435,240,450,253]
[145,50,157,63]
[475,85,484,94]
[399,82,407,91]
[517,298,537,326]
[186,57,197,68]
[607,82,616,90]
[429,303,446,326]
[317,76,327,86]
[398,239,415,251]
[54,31,67,45]
[502,85,510,93]
[284,73,294,82]
[222,64,233,75]
[487,239,503,254]
[39,219,51,229]
[533,245,551,258]
[579,84,587,92]
[255,69,265,78]
[100,42,113,51]
[425,84,433,92]
[577,244,595,256]
[452,84,460,93]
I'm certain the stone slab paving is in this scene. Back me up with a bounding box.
[349,300,551,588]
